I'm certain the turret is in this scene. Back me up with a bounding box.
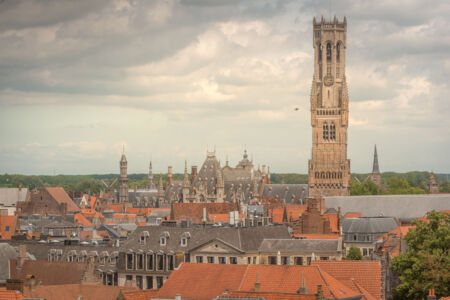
[182,161,190,202]
[119,150,129,203]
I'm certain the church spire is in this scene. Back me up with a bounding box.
[147,161,154,189]
[183,160,190,187]
[372,145,380,174]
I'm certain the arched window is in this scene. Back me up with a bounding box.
[318,44,322,62]
[326,43,332,62]
[323,122,329,140]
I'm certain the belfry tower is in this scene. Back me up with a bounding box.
[119,151,129,203]
[308,16,351,197]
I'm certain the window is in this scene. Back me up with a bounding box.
[268,256,277,265]
[137,254,144,270]
[336,66,340,78]
[207,256,215,264]
[140,235,145,245]
[126,253,134,270]
[338,89,342,107]
[125,275,132,282]
[160,237,166,246]
[181,237,187,247]
[327,64,331,75]
[353,235,357,241]
[67,256,73,262]
[247,257,251,264]
[146,276,153,290]
[219,257,226,264]
[136,276,143,290]
[294,257,303,265]
[196,256,204,263]
[168,255,174,270]
[323,123,329,140]
[229,257,237,264]
[363,248,368,256]
[184,253,190,263]
[318,44,322,62]
[336,42,341,62]
[326,43,331,61]
[306,257,312,265]
[320,256,329,261]
[330,123,336,140]
[5,226,10,231]
[156,277,164,289]
[157,254,164,270]
[253,257,257,264]
[147,254,154,270]
[281,256,289,265]
[369,249,373,256]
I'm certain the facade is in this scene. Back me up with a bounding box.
[20,187,79,216]
[370,145,382,187]
[0,187,29,216]
[308,16,351,197]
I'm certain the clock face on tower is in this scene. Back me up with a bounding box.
[323,74,334,86]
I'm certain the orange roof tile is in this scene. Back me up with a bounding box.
[0,215,16,240]
[286,204,307,221]
[121,289,159,300]
[344,212,362,219]
[323,213,339,233]
[208,213,245,223]
[311,261,381,300]
[270,207,284,223]
[0,289,23,300]
[226,291,316,300]
[377,225,414,242]
[171,203,238,224]
[136,221,147,226]
[114,213,137,219]
[103,204,124,213]
[74,213,92,227]
[45,187,79,212]
[292,234,340,240]
[89,196,97,208]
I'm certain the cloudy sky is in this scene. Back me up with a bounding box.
[0,0,449,175]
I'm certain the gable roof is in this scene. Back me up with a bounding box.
[45,187,79,212]
[11,259,89,285]
[311,261,382,300]
[0,188,28,206]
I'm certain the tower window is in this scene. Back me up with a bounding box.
[323,123,329,140]
[330,122,336,140]
[336,66,340,78]
[318,44,322,62]
[326,43,332,62]
[336,42,341,62]
[338,89,342,107]
[327,64,331,75]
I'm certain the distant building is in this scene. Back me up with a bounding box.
[119,152,129,204]
[0,186,29,216]
[19,187,79,216]
[370,145,382,187]
[427,173,439,194]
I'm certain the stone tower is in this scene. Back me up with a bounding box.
[146,161,155,189]
[119,151,129,203]
[308,16,351,197]
[370,145,381,186]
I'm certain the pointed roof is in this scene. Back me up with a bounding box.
[372,145,380,174]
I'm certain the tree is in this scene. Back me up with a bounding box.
[387,177,426,194]
[350,179,381,195]
[390,211,450,300]
[346,246,363,260]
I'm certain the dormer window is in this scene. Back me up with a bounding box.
[160,236,166,246]
[140,231,150,245]
[181,237,187,247]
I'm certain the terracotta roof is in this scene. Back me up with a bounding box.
[103,204,124,213]
[114,213,137,219]
[209,213,245,223]
[23,283,138,300]
[344,212,362,219]
[323,213,339,233]
[311,261,381,300]
[0,289,23,300]
[376,225,414,257]
[225,291,316,300]
[171,202,238,224]
[74,213,93,227]
[0,215,16,240]
[11,259,89,285]
[339,280,377,300]
[45,187,79,212]
[158,263,248,300]
[89,196,97,208]
[286,204,307,221]
[120,289,159,300]
[292,234,340,240]
[159,263,360,300]
[270,207,284,223]
[239,265,359,299]
[81,208,103,219]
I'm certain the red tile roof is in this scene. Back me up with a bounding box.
[292,234,340,240]
[376,225,414,257]
[311,261,381,300]
[45,187,79,212]
[226,291,316,300]
[0,289,23,300]
[158,263,248,300]
[209,213,245,224]
[23,283,138,300]
[103,204,124,213]
[344,212,362,219]
[159,263,361,300]
[323,213,339,233]
[0,215,16,240]
[120,289,159,300]
[74,213,93,227]
[171,203,238,224]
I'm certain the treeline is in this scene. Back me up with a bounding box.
[0,171,449,195]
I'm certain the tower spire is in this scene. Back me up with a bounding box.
[372,144,380,174]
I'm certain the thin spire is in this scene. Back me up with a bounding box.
[372,144,380,174]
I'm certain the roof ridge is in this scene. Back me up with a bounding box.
[316,266,336,299]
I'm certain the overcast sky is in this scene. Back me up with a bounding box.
[0,0,449,175]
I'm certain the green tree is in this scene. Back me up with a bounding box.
[350,179,381,195]
[387,177,426,194]
[346,246,363,260]
[439,181,450,193]
[391,211,450,300]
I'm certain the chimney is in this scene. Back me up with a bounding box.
[316,284,324,300]
[191,166,197,184]
[202,207,207,224]
[254,272,261,292]
[427,288,436,300]
[168,166,173,186]
[18,244,27,268]
[297,271,307,294]
[276,251,281,265]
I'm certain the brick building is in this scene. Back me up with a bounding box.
[19,187,79,216]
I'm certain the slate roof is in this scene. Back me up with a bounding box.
[122,225,291,253]
[0,243,18,282]
[0,188,28,207]
[311,261,382,300]
[45,187,79,212]
[258,239,340,253]
[262,184,308,204]
[343,217,399,234]
[325,194,450,220]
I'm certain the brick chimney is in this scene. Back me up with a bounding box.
[427,288,436,300]
[60,202,67,221]
[18,244,28,268]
